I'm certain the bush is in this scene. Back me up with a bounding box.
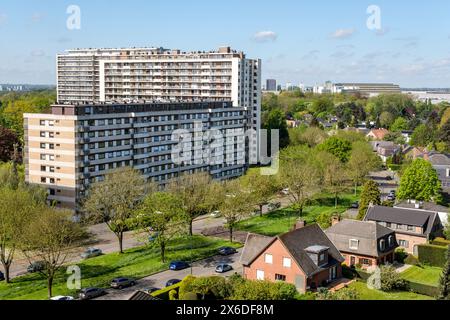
[231,280,298,300]
[404,254,420,266]
[407,281,440,298]
[431,238,450,247]
[395,248,408,264]
[181,292,198,300]
[152,282,182,300]
[169,289,178,300]
[178,275,196,299]
[316,287,360,300]
[342,265,356,279]
[380,265,408,292]
[418,244,447,268]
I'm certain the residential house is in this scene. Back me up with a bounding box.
[240,223,344,292]
[367,128,390,141]
[407,150,450,190]
[401,130,413,144]
[395,200,449,228]
[325,219,398,269]
[364,205,444,256]
[369,141,401,163]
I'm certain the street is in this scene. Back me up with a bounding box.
[94,248,243,300]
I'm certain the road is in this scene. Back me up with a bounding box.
[368,170,400,201]
[94,248,243,300]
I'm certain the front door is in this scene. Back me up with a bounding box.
[350,256,356,266]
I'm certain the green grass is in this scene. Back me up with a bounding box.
[401,265,442,286]
[348,281,434,300]
[236,190,360,236]
[0,236,241,300]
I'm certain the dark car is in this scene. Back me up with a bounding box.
[78,287,106,300]
[350,202,359,209]
[166,279,181,287]
[27,261,46,273]
[389,190,396,196]
[218,247,237,256]
[143,287,160,294]
[169,261,189,271]
[215,264,233,274]
[110,277,136,289]
[0,271,4,281]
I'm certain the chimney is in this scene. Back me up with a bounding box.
[293,219,306,230]
[331,215,341,226]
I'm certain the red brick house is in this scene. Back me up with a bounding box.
[325,219,398,268]
[240,223,344,292]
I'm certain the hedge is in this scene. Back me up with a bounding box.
[418,244,448,268]
[431,238,450,247]
[151,282,182,300]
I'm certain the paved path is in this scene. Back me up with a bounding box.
[94,248,243,300]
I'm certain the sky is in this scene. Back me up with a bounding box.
[0,0,450,87]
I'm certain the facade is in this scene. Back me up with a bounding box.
[56,46,261,157]
[333,83,401,97]
[367,128,390,141]
[240,223,344,292]
[266,79,277,92]
[395,200,449,226]
[364,205,444,255]
[24,100,249,210]
[325,219,398,269]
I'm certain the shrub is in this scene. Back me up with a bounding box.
[431,238,450,247]
[231,280,298,300]
[152,282,182,300]
[407,281,440,298]
[178,275,196,299]
[190,276,232,300]
[316,287,359,300]
[342,265,356,279]
[169,289,178,300]
[395,248,408,264]
[181,292,198,300]
[380,265,408,292]
[404,254,420,266]
[418,244,447,268]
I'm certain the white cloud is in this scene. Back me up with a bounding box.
[331,28,356,39]
[252,31,278,42]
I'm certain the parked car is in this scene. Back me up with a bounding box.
[210,211,221,218]
[27,261,46,273]
[350,202,359,209]
[142,287,160,294]
[281,188,290,195]
[166,279,181,287]
[387,195,396,201]
[268,202,281,211]
[81,247,102,259]
[148,232,160,242]
[50,296,74,301]
[218,247,237,256]
[215,264,233,274]
[110,277,136,289]
[0,271,4,281]
[169,261,189,271]
[78,287,106,300]
[389,190,396,196]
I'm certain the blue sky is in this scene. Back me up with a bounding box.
[0,0,450,87]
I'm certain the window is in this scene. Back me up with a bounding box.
[40,177,46,183]
[407,225,414,232]
[40,166,46,172]
[388,235,394,247]
[264,254,273,264]
[283,257,292,268]
[399,240,409,248]
[40,131,46,137]
[40,143,46,149]
[349,239,359,250]
[275,274,286,282]
[40,120,45,126]
[256,270,265,280]
[386,223,392,228]
[319,253,325,261]
[380,239,386,251]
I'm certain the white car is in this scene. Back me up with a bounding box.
[210,211,221,218]
[281,188,290,195]
[50,296,74,301]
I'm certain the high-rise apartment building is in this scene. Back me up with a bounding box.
[56,46,261,154]
[24,101,249,210]
[266,79,277,91]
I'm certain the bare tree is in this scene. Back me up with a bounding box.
[83,167,150,253]
[20,208,87,299]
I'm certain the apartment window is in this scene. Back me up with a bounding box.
[41,177,46,183]
[49,144,54,149]
[264,254,273,264]
[283,257,292,268]
[49,178,55,184]
[40,154,46,160]
[40,120,45,126]
[40,166,46,172]
[40,131,46,137]
[399,240,409,248]
[40,143,46,149]
[275,274,286,282]
[349,239,359,250]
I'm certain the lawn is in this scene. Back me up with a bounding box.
[348,281,434,300]
[236,191,360,236]
[401,265,442,286]
[0,236,241,300]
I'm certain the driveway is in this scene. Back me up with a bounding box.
[94,248,243,300]
[369,170,399,201]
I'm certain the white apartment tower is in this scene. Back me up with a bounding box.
[57,46,261,156]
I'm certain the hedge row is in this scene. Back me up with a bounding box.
[418,244,448,268]
[431,238,450,247]
[151,282,182,300]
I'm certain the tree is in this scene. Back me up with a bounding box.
[167,172,212,236]
[397,159,442,203]
[439,119,450,150]
[83,167,149,253]
[410,124,437,147]
[438,245,450,300]
[279,148,321,215]
[0,126,20,163]
[357,180,381,220]
[20,208,87,299]
[240,169,277,216]
[318,137,352,163]
[0,187,43,283]
[317,152,349,208]
[289,126,327,147]
[379,111,395,129]
[390,117,409,132]
[347,141,381,195]
[217,180,255,242]
[379,265,407,292]
[132,192,185,262]
[263,109,290,149]
[440,108,450,128]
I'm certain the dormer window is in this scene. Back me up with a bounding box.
[349,239,359,250]
[388,235,394,247]
[380,239,386,251]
